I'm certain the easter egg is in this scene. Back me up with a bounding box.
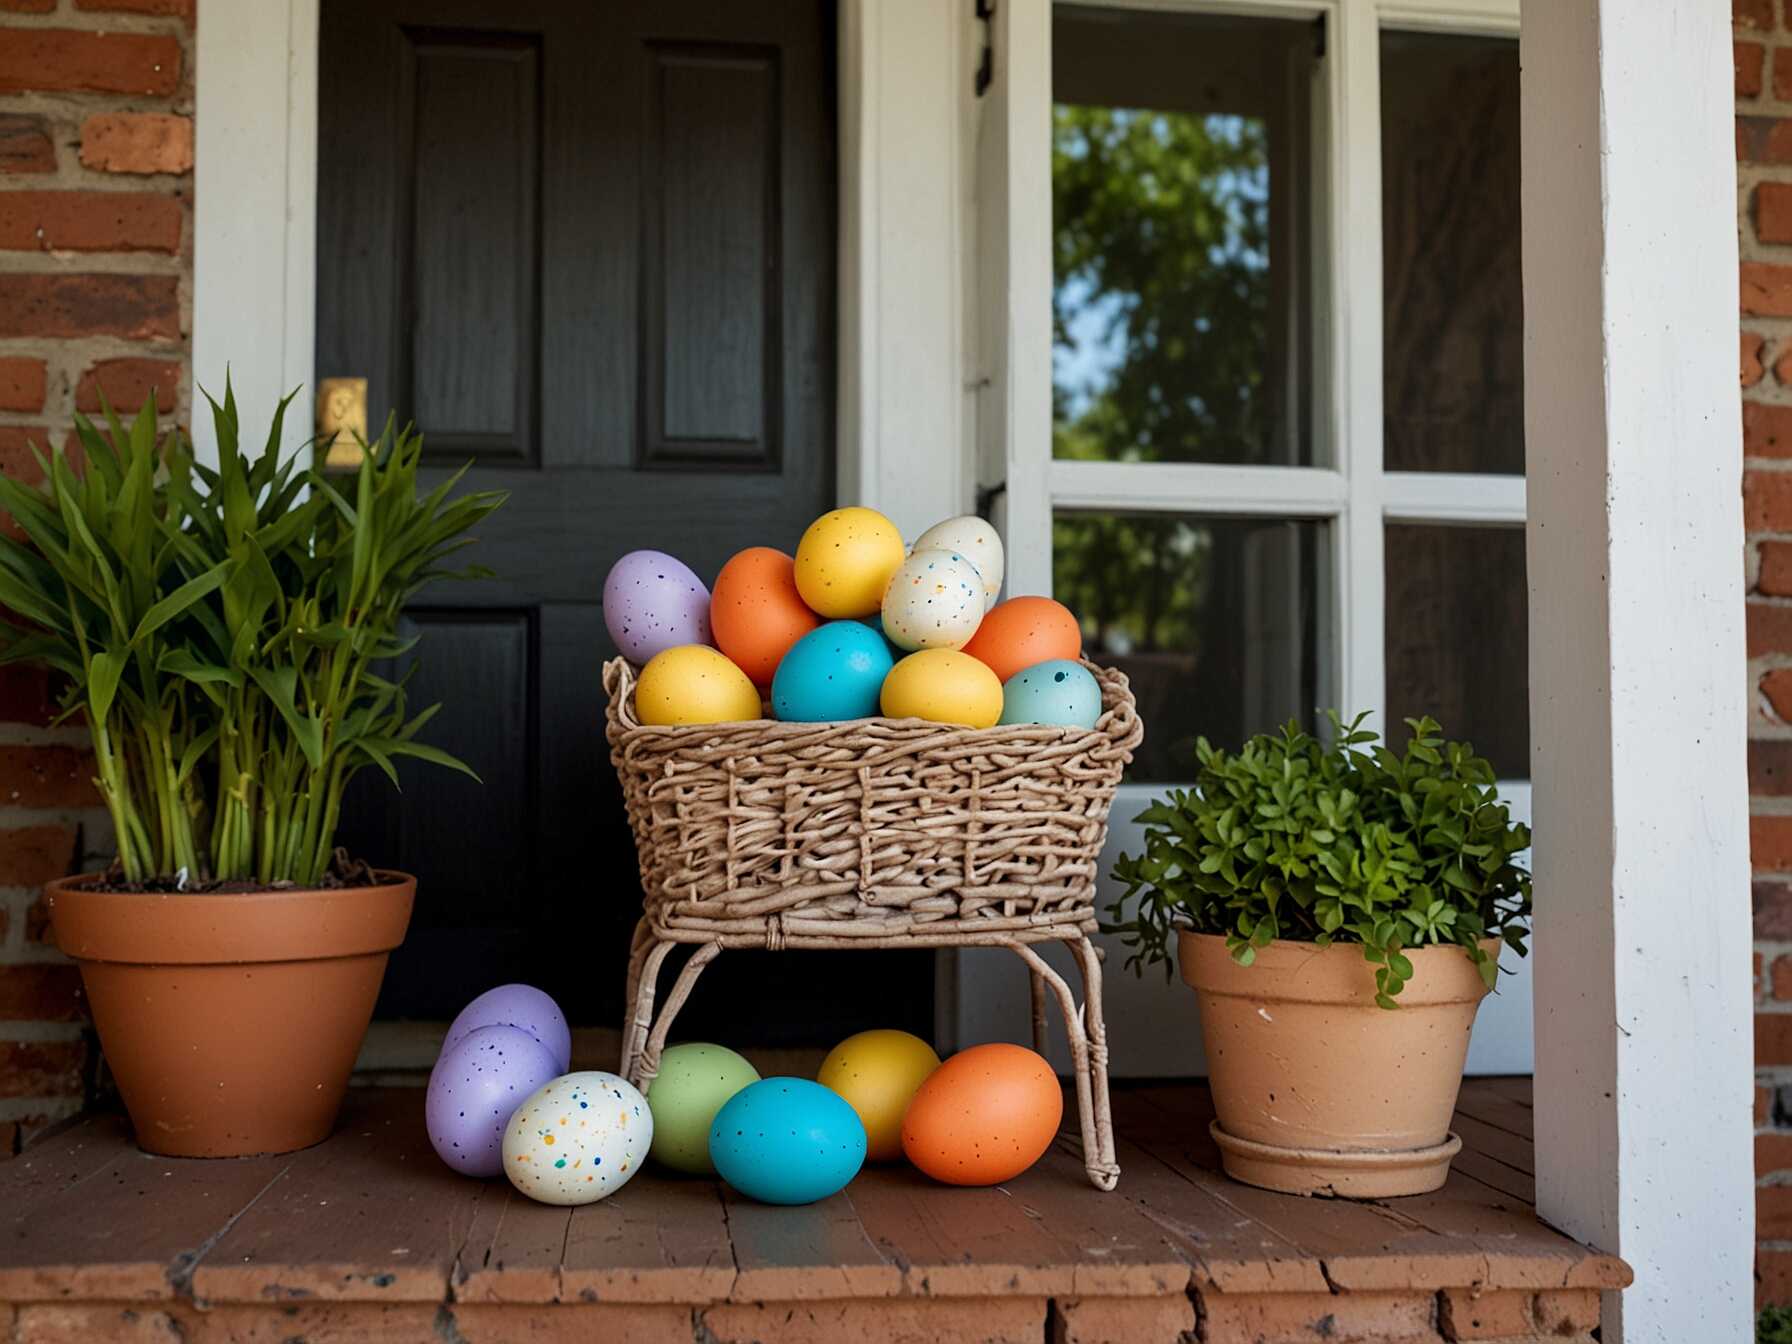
[857,612,905,659]
[441,983,572,1073]
[793,507,905,618]
[960,596,1083,685]
[635,645,763,726]
[503,1071,652,1206]
[710,547,821,687]
[646,1043,761,1175]
[817,1030,941,1163]
[771,620,895,722]
[880,549,986,652]
[913,516,1004,609]
[426,1024,561,1177]
[603,550,712,664]
[709,1077,868,1205]
[901,1043,1063,1186]
[879,649,1003,728]
[998,659,1102,730]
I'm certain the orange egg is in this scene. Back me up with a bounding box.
[710,547,822,686]
[959,597,1082,685]
[900,1042,1062,1186]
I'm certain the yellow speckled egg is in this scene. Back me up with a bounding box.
[794,507,906,618]
[879,649,1003,728]
[880,548,986,652]
[635,645,763,726]
[818,1029,941,1163]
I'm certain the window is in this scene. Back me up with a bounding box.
[1040,0,1525,783]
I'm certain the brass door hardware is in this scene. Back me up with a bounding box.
[316,377,368,469]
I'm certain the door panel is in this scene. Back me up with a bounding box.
[319,0,930,1040]
[399,30,540,460]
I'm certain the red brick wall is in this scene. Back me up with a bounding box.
[0,0,192,1153]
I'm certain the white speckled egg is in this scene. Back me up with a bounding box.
[502,1071,652,1206]
[912,516,1004,609]
[880,548,986,652]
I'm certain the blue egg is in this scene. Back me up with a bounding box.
[771,620,894,722]
[709,1077,867,1205]
[856,612,905,660]
[998,658,1103,729]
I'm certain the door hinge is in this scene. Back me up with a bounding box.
[975,0,994,97]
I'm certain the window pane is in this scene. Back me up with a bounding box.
[1052,6,1316,466]
[1381,31,1522,474]
[1054,512,1321,782]
[1384,524,1528,777]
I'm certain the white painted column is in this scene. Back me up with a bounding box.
[191,0,317,466]
[1522,2,1753,1338]
[837,0,973,540]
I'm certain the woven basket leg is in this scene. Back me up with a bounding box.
[633,941,723,1092]
[1070,935,1120,1192]
[621,935,677,1085]
[1009,941,1120,1192]
[619,917,655,1076]
[1029,969,1049,1057]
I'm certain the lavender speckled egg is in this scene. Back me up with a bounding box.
[442,984,571,1073]
[603,550,713,663]
[503,1071,652,1206]
[427,1025,561,1177]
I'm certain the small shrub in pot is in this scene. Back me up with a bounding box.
[1107,712,1532,1196]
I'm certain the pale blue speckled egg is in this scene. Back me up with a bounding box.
[998,659,1102,730]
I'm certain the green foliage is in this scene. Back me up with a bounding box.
[0,380,504,887]
[1763,1306,1792,1344]
[1105,712,1531,1006]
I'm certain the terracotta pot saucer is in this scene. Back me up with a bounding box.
[1209,1121,1463,1198]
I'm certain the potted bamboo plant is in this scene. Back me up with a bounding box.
[1107,712,1531,1197]
[0,385,503,1157]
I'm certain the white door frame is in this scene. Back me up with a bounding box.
[192,0,971,536]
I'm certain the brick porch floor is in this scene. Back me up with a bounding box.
[0,1078,1626,1343]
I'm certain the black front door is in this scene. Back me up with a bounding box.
[317,0,930,1043]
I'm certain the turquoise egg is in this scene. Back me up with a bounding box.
[709,1077,867,1205]
[998,658,1102,729]
[771,620,894,722]
[856,612,906,660]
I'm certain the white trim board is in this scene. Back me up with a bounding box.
[191,0,317,467]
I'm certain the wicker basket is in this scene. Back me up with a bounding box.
[601,654,1144,1189]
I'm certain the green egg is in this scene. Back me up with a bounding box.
[645,1042,761,1175]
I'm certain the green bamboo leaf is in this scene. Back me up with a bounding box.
[357,735,480,781]
[133,562,231,645]
[248,665,324,769]
[157,646,242,688]
[88,649,124,723]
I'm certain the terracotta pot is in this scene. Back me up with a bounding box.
[46,872,414,1158]
[1178,929,1497,1198]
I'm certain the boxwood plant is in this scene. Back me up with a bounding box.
[1106,712,1531,1006]
[0,383,503,888]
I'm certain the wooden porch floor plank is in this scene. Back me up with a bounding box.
[1451,1112,1536,1177]
[840,1137,1189,1300]
[453,1182,572,1304]
[0,1140,292,1303]
[0,1078,1631,1320]
[558,1175,737,1304]
[1454,1081,1536,1140]
[721,1183,902,1301]
[188,1090,485,1304]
